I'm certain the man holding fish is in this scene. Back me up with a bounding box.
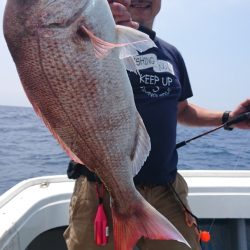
[3,0,249,249]
[64,0,250,249]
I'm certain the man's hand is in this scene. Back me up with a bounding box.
[108,0,139,29]
[231,98,250,129]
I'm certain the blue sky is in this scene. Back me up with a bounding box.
[0,0,249,110]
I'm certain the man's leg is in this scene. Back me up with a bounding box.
[64,173,201,250]
[136,173,201,250]
[63,176,114,250]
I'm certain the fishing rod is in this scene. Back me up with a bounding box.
[175,110,250,245]
[176,111,250,149]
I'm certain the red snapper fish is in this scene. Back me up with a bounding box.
[3,0,189,249]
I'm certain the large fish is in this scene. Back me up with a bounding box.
[3,0,189,249]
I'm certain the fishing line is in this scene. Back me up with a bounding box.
[201,132,249,248]
[176,111,250,246]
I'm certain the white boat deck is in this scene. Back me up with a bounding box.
[183,170,250,218]
[1,170,250,250]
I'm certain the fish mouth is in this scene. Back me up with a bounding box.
[130,0,152,9]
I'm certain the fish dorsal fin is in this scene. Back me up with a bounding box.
[130,114,151,177]
[80,25,156,73]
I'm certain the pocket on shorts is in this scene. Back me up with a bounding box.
[172,172,190,208]
[69,176,90,218]
[174,172,188,192]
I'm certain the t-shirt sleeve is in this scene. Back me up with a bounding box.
[175,49,193,102]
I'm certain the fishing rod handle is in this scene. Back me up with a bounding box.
[176,141,187,149]
[226,112,250,127]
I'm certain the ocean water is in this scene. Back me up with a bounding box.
[0,105,249,195]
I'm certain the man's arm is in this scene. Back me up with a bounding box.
[177,100,222,127]
[177,99,250,129]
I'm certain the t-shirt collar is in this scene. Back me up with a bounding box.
[138,25,156,40]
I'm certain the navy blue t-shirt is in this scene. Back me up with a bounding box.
[130,26,193,185]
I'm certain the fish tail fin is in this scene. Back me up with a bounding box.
[112,197,190,250]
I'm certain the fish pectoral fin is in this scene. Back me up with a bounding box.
[79,25,156,69]
[79,25,117,59]
[111,196,190,250]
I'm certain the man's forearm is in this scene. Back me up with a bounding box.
[178,102,223,127]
